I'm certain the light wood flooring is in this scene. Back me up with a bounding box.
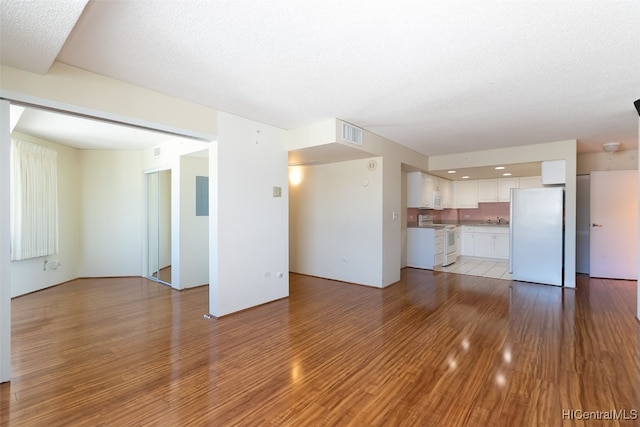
[1,270,639,426]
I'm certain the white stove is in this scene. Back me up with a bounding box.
[417,215,457,267]
[443,225,457,266]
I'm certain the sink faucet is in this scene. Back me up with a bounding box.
[497,217,503,224]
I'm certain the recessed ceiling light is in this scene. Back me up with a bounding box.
[462,176,470,179]
[447,170,456,174]
[502,173,512,176]
[495,166,505,170]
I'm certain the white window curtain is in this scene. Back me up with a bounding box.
[10,139,58,261]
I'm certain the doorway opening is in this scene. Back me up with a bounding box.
[146,169,172,286]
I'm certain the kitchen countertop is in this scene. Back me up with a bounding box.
[408,221,509,229]
[463,222,509,227]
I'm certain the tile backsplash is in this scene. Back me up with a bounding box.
[408,202,510,225]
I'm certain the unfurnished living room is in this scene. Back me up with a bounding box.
[1,2,639,426]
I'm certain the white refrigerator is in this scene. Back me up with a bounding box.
[509,187,564,286]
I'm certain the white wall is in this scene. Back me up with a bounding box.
[1,63,217,139]
[288,120,430,288]
[401,170,408,267]
[286,119,337,150]
[578,149,637,175]
[209,112,288,317]
[340,124,430,287]
[290,158,384,286]
[9,132,81,297]
[78,150,143,277]
[158,170,172,269]
[180,155,209,288]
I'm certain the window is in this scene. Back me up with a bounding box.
[10,139,58,260]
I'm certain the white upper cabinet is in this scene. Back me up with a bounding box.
[432,176,441,192]
[407,172,454,209]
[518,176,543,189]
[407,171,434,208]
[497,177,519,202]
[423,175,542,209]
[541,160,566,184]
[441,179,453,208]
[477,179,498,203]
[454,180,479,208]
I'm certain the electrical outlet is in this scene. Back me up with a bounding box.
[264,271,271,278]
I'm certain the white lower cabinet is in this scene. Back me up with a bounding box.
[460,226,509,259]
[494,234,510,259]
[473,226,510,259]
[460,226,475,256]
[474,232,495,258]
[407,227,444,269]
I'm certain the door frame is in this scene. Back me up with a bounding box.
[575,175,590,274]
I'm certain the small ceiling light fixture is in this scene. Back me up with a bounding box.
[447,170,456,174]
[462,175,470,179]
[495,166,505,170]
[502,173,512,176]
[602,142,621,153]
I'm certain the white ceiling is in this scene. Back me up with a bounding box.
[12,107,198,150]
[2,1,639,157]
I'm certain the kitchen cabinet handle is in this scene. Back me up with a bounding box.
[591,223,603,228]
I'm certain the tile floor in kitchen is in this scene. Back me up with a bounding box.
[434,256,512,280]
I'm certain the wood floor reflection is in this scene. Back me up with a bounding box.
[2,271,639,426]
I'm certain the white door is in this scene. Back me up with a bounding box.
[589,170,638,279]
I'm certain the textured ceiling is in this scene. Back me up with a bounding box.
[2,1,639,156]
[0,0,88,74]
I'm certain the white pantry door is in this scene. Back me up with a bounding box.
[589,170,638,279]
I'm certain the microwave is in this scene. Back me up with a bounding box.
[432,191,443,210]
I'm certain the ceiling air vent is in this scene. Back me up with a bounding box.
[341,122,363,146]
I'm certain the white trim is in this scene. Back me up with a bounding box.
[1,100,12,382]
[0,90,216,142]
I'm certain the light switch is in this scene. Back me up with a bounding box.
[272,186,282,197]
